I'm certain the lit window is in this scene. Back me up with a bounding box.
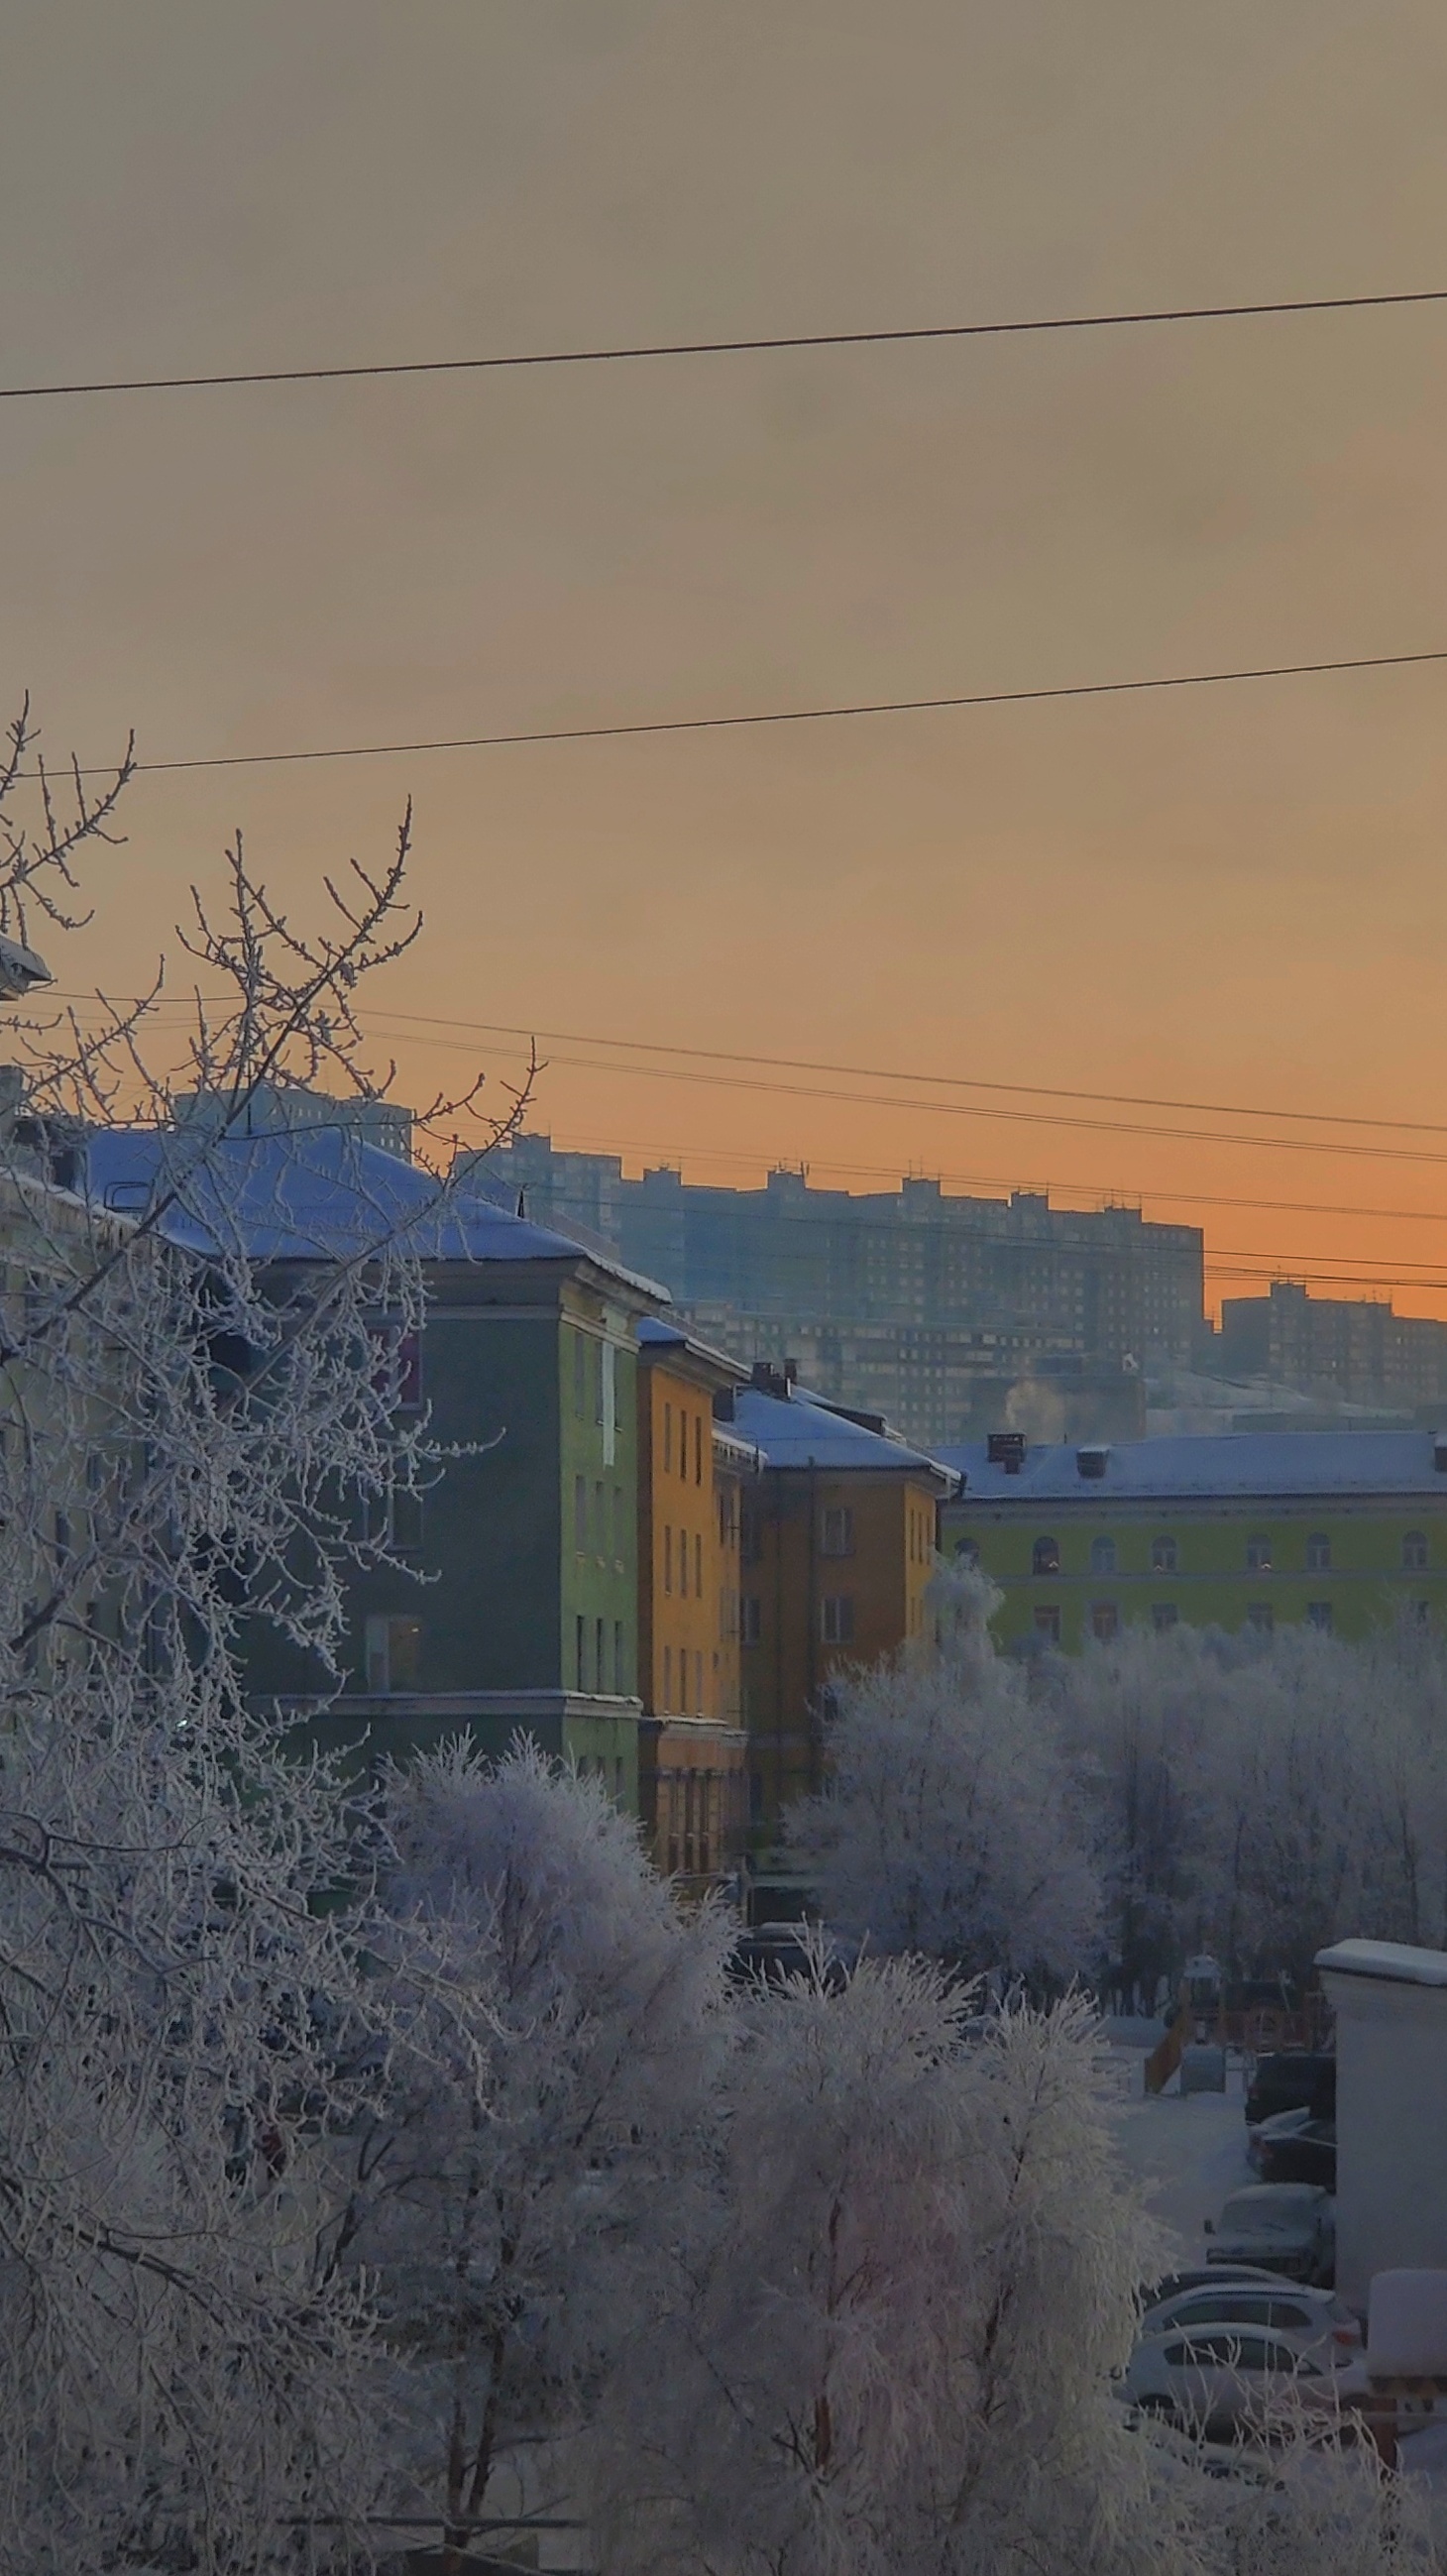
[822,1507,854,1558]
[1090,1536,1117,1576]
[1246,1533,1273,1574]
[1032,1535,1060,1576]
[821,1595,855,1645]
[1306,1532,1331,1572]
[1090,1602,1119,1642]
[1151,1535,1177,1576]
[1403,1530,1430,1573]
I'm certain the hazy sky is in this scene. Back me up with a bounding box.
[5,2,1447,1317]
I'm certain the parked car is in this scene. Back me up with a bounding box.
[1143,2265,1284,2309]
[1244,2051,1335,2128]
[1250,2110,1336,2191]
[1123,2328,1367,2440]
[1206,2184,1335,2286]
[1139,2281,1360,2366]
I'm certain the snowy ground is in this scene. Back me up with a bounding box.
[1110,2058,1254,2266]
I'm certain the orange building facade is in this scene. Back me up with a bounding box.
[726,1366,957,1837]
[635,1319,753,1890]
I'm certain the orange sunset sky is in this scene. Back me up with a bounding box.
[5,2,1447,1323]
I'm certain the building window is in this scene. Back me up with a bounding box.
[1403,1530,1430,1573]
[1152,1603,1177,1633]
[1033,1606,1061,1644]
[596,1617,606,1691]
[1416,1600,1432,1626]
[1151,1535,1177,1576]
[678,1529,688,1599]
[695,1531,703,1598]
[695,1648,705,1713]
[953,1535,979,1566]
[694,1414,704,1486]
[613,1620,625,1693]
[821,1595,855,1645]
[393,1330,423,1410]
[1032,1535,1060,1576]
[1246,1603,1274,1634]
[663,1643,673,1708]
[1090,1601,1119,1642]
[602,1342,616,1465]
[1305,1602,1333,1633]
[664,1527,673,1595]
[593,1479,606,1555]
[1306,1532,1331,1572]
[612,1484,624,1563]
[574,1332,587,1418]
[364,1614,422,1694]
[821,1506,855,1558]
[664,1402,673,1474]
[576,1614,586,1689]
[740,1596,762,1647]
[1246,1533,1273,1574]
[1089,1535,1117,1577]
[574,1475,587,1552]
[740,1507,763,1566]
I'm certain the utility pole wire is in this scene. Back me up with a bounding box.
[3,284,1447,402]
[57,646,1447,779]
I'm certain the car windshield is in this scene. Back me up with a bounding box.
[1221,2189,1319,2234]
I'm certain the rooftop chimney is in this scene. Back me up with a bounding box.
[1076,1444,1110,1480]
[986,1430,1028,1475]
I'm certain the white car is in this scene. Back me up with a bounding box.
[1139,2281,1362,2370]
[1123,2325,1368,2440]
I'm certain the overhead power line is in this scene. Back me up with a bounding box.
[5,284,1447,404]
[76,646,1447,778]
[380,1011,1447,1145]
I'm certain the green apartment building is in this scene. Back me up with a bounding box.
[86,1120,669,1795]
[938,1429,1447,1649]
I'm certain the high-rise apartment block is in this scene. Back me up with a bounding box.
[1217,1281,1447,1413]
[472,1136,1204,1447]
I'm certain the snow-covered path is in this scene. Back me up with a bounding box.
[1111,2068,1254,2264]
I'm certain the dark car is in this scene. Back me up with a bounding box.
[1244,2051,1335,2128]
[1255,2114,1336,2191]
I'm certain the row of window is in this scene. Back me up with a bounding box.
[1032,1598,1432,1644]
[737,1595,856,1646]
[663,1399,706,1486]
[571,1330,619,1460]
[661,1642,707,1716]
[1021,1530,1435,1578]
[663,1524,706,1598]
[576,1612,628,1695]
[574,1475,628,1562]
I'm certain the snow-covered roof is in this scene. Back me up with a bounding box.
[636,1315,746,1381]
[940,1429,1447,1503]
[1316,1939,1447,1989]
[735,1384,956,1490]
[82,1125,669,1301]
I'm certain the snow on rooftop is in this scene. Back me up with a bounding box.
[940,1428,1447,1502]
[1316,1938,1447,1988]
[734,1384,956,1487]
[83,1125,669,1300]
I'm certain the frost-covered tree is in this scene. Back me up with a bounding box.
[346,1740,734,2562]
[786,1564,1099,1980]
[589,1957,1181,2576]
[0,702,527,2572]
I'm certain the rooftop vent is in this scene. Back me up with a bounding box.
[751,1360,795,1402]
[1076,1444,1110,1480]
[987,1430,1028,1475]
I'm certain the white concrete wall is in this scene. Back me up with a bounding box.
[1321,1967,1447,2311]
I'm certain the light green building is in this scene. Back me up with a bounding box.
[937,1429,1447,1650]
